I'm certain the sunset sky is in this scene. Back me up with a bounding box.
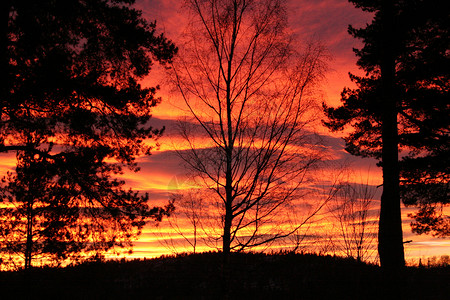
[1,0,447,265]
[106,0,449,263]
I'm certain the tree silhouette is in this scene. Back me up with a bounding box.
[171,0,328,260]
[323,0,449,269]
[158,189,205,254]
[0,0,176,269]
[329,177,378,263]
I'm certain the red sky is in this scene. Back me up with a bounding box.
[1,0,447,264]
[120,0,450,263]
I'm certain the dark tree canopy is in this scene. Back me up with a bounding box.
[323,0,449,238]
[0,0,176,269]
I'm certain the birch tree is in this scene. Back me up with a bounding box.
[172,0,327,259]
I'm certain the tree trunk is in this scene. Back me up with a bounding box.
[24,197,34,270]
[378,0,405,270]
[223,32,235,262]
[223,200,232,258]
[223,101,233,262]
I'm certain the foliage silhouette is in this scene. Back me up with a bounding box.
[0,0,176,269]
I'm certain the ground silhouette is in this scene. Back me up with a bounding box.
[1,252,448,299]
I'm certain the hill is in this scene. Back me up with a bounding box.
[1,252,448,299]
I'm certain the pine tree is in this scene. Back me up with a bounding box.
[0,0,176,269]
[323,0,449,268]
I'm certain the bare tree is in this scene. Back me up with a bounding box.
[158,189,205,254]
[330,176,379,262]
[284,175,341,254]
[171,0,328,259]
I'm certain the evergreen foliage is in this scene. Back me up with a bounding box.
[323,0,449,238]
[0,0,176,269]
